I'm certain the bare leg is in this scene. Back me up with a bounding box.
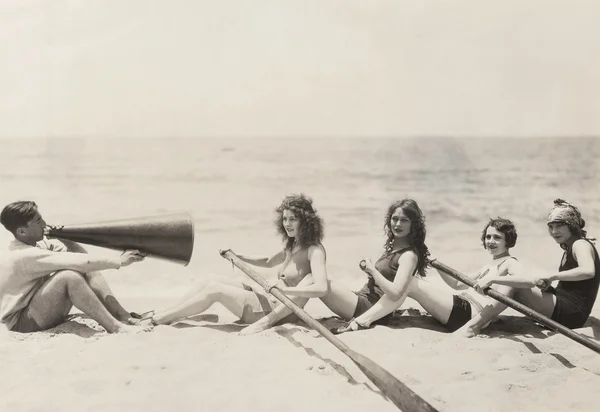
[354,292,409,327]
[178,273,250,302]
[83,272,132,322]
[25,271,145,333]
[152,280,253,325]
[319,279,360,321]
[239,275,315,335]
[59,240,133,323]
[355,276,455,327]
[513,288,556,318]
[408,277,456,324]
[455,284,516,337]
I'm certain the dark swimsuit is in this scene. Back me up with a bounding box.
[550,239,600,329]
[353,248,414,324]
[443,256,518,332]
[444,295,473,332]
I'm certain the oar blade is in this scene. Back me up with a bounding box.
[346,348,440,412]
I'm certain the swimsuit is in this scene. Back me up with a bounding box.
[444,295,473,332]
[7,276,47,333]
[443,257,516,332]
[240,284,280,324]
[239,248,309,324]
[353,248,414,323]
[550,239,600,328]
[12,307,42,333]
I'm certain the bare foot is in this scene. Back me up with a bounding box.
[151,313,174,326]
[139,317,159,328]
[239,321,271,336]
[128,310,155,323]
[453,326,479,338]
[126,317,141,325]
[112,323,154,334]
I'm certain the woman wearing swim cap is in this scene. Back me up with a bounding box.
[475,199,600,329]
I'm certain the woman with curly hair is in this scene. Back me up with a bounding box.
[146,194,328,334]
[319,199,432,331]
[475,199,600,329]
[335,213,521,337]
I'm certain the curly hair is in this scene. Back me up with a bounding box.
[275,194,324,250]
[383,199,429,277]
[480,217,518,249]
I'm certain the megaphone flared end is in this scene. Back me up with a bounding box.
[48,212,196,266]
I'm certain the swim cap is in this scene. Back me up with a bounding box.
[547,199,585,229]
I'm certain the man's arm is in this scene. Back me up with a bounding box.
[18,249,122,280]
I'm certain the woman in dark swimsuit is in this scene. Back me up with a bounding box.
[316,199,431,329]
[335,216,521,336]
[476,199,600,329]
[146,194,328,335]
[227,198,431,335]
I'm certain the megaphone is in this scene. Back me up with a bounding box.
[46,213,195,266]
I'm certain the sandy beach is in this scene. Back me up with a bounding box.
[1,135,599,411]
[2,1,600,411]
[2,278,600,412]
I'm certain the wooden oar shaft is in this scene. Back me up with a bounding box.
[430,259,600,355]
[222,251,350,350]
[221,250,439,412]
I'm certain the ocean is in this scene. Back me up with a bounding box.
[0,137,598,297]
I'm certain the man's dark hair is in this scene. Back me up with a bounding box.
[0,201,39,234]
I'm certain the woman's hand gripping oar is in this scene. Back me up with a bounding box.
[429,258,600,355]
[220,250,440,412]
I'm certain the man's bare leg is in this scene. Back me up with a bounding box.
[26,270,149,333]
[60,241,135,323]
[83,271,133,323]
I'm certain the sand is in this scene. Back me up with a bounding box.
[2,293,600,412]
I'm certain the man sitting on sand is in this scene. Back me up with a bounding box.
[0,201,149,334]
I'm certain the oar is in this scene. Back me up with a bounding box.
[429,259,600,355]
[220,250,439,412]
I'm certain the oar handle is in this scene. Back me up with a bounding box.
[429,259,600,355]
[359,260,367,270]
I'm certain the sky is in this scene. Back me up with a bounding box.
[0,1,599,139]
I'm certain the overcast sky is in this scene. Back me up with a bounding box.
[1,1,599,139]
